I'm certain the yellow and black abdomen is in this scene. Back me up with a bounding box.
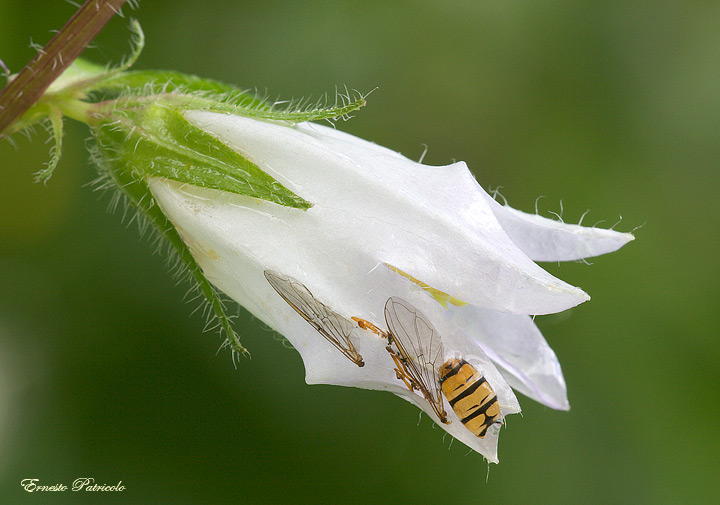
[439,358,501,438]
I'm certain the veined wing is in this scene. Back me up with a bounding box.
[264,270,364,367]
[384,297,448,423]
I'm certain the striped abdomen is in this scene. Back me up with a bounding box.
[438,358,500,438]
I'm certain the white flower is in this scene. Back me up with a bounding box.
[147,110,633,462]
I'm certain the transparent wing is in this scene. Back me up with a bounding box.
[384,297,447,422]
[264,270,364,367]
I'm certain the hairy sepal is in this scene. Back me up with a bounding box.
[94,102,311,209]
[91,120,249,358]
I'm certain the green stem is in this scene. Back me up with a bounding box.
[63,99,103,125]
[0,0,129,136]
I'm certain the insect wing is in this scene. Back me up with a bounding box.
[264,271,364,367]
[384,297,447,422]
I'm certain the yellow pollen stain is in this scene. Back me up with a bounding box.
[203,248,220,260]
[175,225,220,261]
[384,263,467,308]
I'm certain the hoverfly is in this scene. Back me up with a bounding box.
[264,270,364,367]
[353,297,448,424]
[438,358,501,438]
[355,297,502,437]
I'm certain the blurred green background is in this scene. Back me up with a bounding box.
[1,1,718,503]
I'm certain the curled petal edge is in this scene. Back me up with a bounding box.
[485,195,634,262]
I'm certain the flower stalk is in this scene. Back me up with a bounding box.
[0,0,130,136]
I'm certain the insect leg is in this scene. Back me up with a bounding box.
[352,317,389,339]
[387,349,418,392]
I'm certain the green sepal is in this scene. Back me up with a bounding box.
[94,101,311,210]
[34,109,64,183]
[91,70,268,109]
[91,136,250,359]
[90,70,367,124]
[90,99,310,355]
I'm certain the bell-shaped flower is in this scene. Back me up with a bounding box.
[9,34,632,463]
[136,109,632,462]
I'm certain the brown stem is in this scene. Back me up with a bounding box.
[0,0,130,135]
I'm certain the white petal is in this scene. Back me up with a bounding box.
[148,177,519,462]
[183,111,590,315]
[444,304,569,410]
[485,196,635,262]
